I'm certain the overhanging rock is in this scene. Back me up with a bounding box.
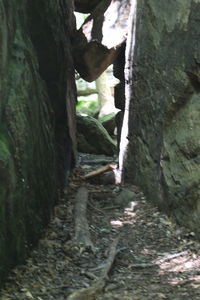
[73,0,131,81]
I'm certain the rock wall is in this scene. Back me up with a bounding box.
[0,0,76,284]
[124,0,200,236]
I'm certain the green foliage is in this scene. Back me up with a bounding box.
[0,132,10,159]
[99,112,116,123]
[76,94,100,116]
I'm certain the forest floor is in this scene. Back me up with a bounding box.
[1,153,200,300]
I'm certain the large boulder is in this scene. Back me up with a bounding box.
[0,0,76,284]
[123,1,200,237]
[77,115,116,156]
[99,113,116,136]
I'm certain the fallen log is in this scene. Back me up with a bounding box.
[67,235,120,300]
[74,186,95,252]
[99,235,120,279]
[83,164,116,179]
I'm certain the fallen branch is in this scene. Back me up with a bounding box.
[88,200,106,215]
[155,251,189,265]
[67,281,104,300]
[67,235,120,300]
[128,263,155,269]
[80,270,98,280]
[74,186,95,252]
[83,164,116,180]
[99,235,120,279]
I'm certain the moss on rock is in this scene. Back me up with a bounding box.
[77,115,116,156]
[0,0,76,285]
[123,0,200,237]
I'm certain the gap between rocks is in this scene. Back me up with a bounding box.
[1,153,200,300]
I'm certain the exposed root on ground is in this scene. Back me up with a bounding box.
[1,154,200,300]
[68,236,120,300]
[74,186,95,252]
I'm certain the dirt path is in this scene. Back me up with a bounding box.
[1,155,200,300]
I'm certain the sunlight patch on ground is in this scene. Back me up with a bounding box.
[155,251,200,274]
[150,250,200,288]
[124,201,138,212]
[189,276,200,288]
[110,220,123,228]
[168,275,200,288]
[110,201,138,228]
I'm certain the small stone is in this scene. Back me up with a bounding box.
[114,188,138,207]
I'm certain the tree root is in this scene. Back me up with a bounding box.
[67,235,120,300]
[74,186,95,252]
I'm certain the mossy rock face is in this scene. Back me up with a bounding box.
[124,0,200,237]
[77,115,116,156]
[0,0,75,285]
[99,113,116,136]
[161,94,200,233]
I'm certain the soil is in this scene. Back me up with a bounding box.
[1,153,200,300]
